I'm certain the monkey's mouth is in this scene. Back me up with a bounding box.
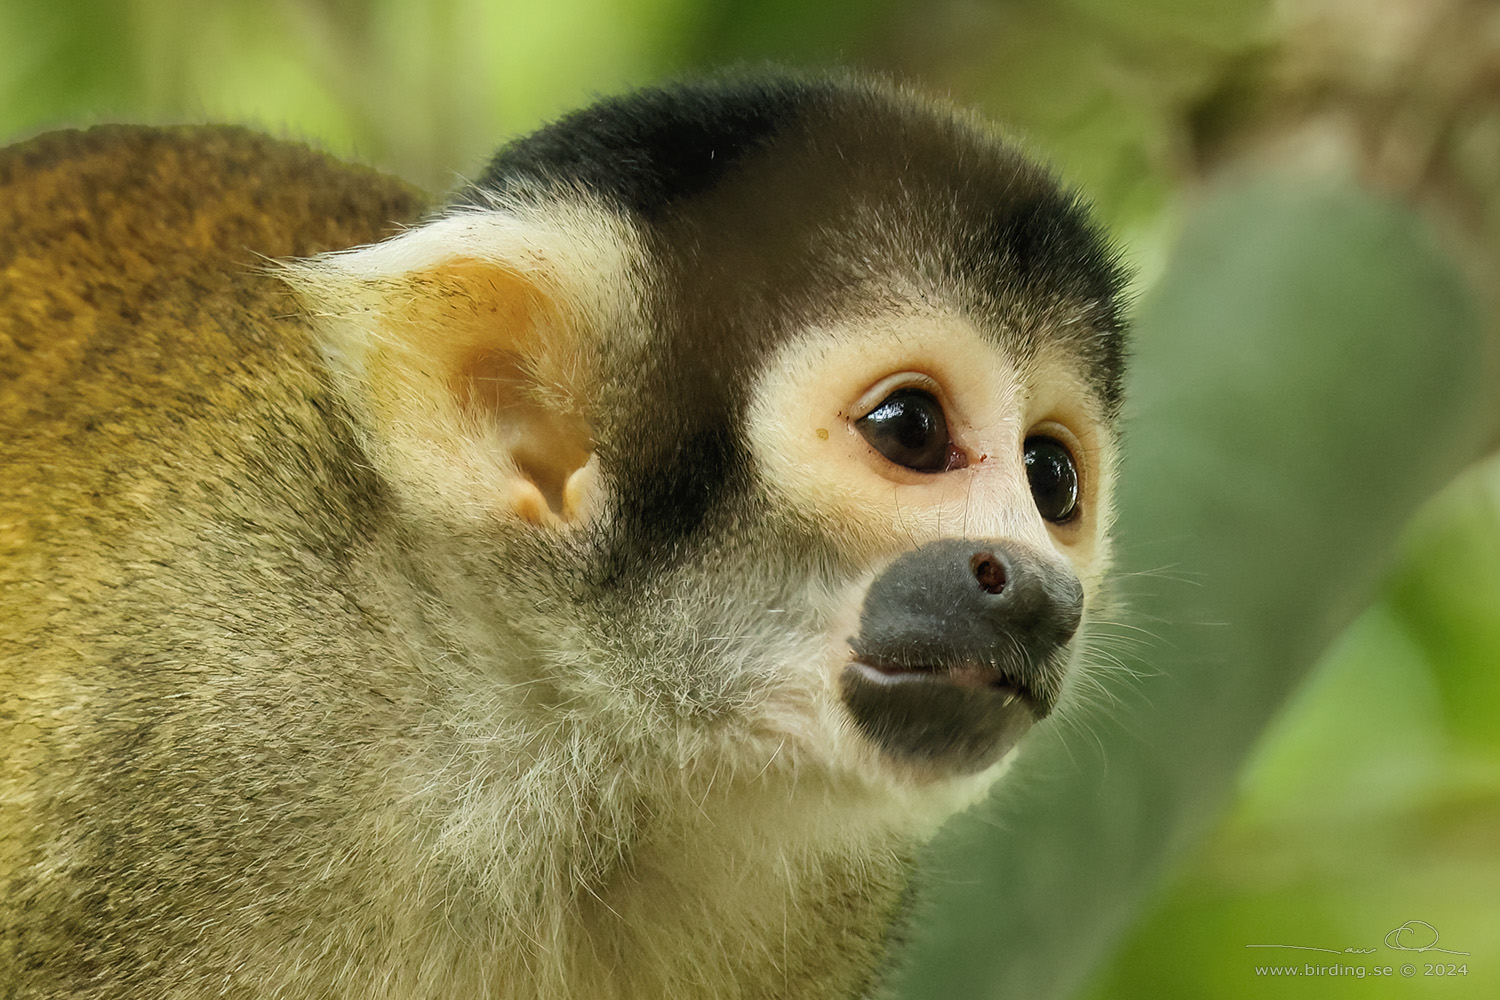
[853,657,1043,699]
[839,537,1082,775]
[839,658,1043,774]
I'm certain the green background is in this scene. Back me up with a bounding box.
[4,2,1497,997]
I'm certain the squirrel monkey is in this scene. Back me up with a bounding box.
[0,73,1126,999]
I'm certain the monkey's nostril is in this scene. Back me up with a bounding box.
[970,553,1007,594]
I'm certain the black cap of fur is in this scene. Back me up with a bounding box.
[467,75,819,221]
[463,72,1125,403]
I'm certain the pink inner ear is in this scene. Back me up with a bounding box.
[301,251,598,524]
[388,258,595,517]
[458,348,592,515]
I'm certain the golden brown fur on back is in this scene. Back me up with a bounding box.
[0,125,424,994]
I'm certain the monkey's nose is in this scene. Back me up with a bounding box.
[840,538,1083,773]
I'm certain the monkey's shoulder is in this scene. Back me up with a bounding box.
[0,125,427,414]
[0,126,415,589]
[0,124,426,267]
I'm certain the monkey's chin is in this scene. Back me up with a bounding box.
[838,661,1040,775]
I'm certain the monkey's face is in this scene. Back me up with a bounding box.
[292,77,1125,810]
[742,311,1113,779]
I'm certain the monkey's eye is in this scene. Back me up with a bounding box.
[1024,436,1080,523]
[856,388,954,473]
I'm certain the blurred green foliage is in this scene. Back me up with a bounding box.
[0,0,1265,225]
[3,2,1497,998]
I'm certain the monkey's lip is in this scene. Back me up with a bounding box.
[839,659,1041,774]
[848,658,1041,711]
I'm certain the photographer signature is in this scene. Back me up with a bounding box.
[1245,919,1470,956]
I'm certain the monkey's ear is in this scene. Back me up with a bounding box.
[285,211,628,528]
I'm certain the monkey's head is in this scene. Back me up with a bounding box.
[289,73,1125,832]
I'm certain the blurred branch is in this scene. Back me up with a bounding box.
[1190,0,1500,413]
